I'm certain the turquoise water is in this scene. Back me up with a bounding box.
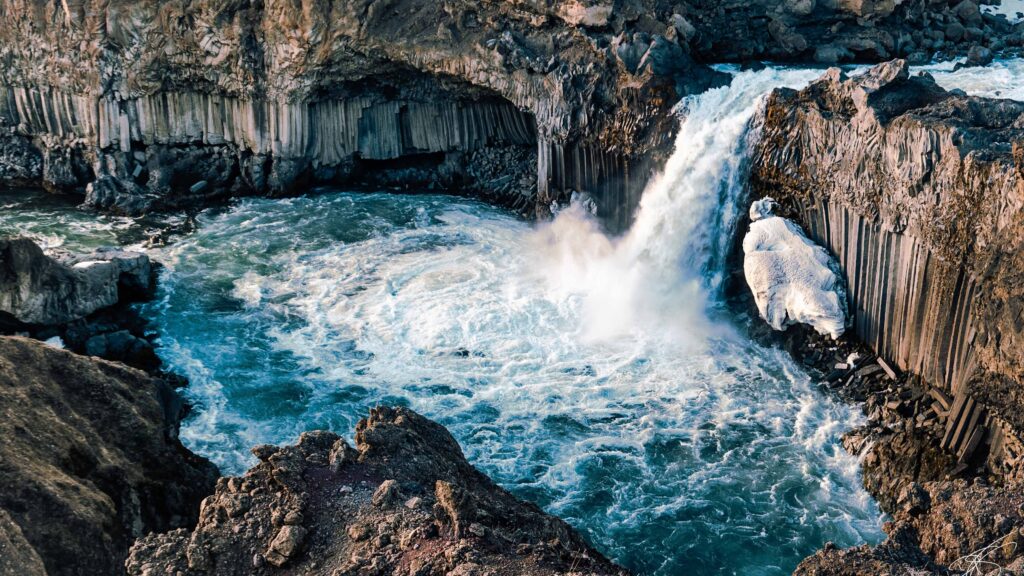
[0,184,885,574]
[0,66,899,575]
[0,188,178,251]
[3,56,1019,576]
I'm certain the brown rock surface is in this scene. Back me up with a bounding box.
[127,406,628,576]
[796,480,1024,575]
[752,58,1024,451]
[0,336,218,576]
[750,60,1024,575]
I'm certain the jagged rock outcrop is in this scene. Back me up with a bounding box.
[0,1,1018,226]
[0,237,151,326]
[751,59,1024,574]
[0,336,218,576]
[127,406,627,576]
[796,480,1024,575]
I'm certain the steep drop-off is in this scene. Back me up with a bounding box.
[752,59,1024,573]
[127,406,628,575]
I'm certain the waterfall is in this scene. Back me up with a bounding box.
[532,66,825,343]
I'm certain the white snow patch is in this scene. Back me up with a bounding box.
[743,198,848,339]
[43,336,65,349]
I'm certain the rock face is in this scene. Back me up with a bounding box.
[0,237,152,326]
[0,0,730,227]
[0,1,1017,226]
[751,59,1024,573]
[796,480,1024,575]
[0,336,218,576]
[127,406,627,576]
[753,58,1024,466]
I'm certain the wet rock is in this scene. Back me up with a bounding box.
[965,44,995,66]
[84,330,159,370]
[0,238,152,326]
[265,525,306,567]
[127,407,627,575]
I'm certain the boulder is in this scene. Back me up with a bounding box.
[0,238,152,327]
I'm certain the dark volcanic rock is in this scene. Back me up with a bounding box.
[0,237,152,326]
[0,1,1017,225]
[127,406,627,576]
[751,59,1024,575]
[796,480,1024,575]
[752,58,1024,442]
[0,336,218,576]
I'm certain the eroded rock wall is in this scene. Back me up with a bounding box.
[0,0,723,222]
[751,61,1024,536]
[1,0,1016,224]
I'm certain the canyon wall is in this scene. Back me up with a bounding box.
[752,59,1024,481]
[1,0,1015,225]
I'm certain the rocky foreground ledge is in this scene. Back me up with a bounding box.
[0,336,218,576]
[127,406,626,576]
[0,335,627,576]
[0,237,161,369]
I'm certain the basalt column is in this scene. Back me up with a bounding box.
[752,60,1024,479]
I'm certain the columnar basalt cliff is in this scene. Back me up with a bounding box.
[752,60,1024,572]
[0,336,219,576]
[0,1,1017,226]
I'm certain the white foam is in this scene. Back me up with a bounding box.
[918,58,1024,102]
[743,199,848,339]
[531,67,827,346]
[43,336,65,349]
[140,65,885,573]
[983,0,1024,22]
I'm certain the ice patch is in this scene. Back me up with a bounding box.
[743,198,848,339]
[43,336,65,349]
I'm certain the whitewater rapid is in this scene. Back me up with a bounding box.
[1,58,1021,576]
[126,66,883,575]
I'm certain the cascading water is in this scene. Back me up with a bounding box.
[128,66,886,575]
[27,61,1024,574]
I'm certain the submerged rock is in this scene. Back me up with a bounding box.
[0,336,218,576]
[743,197,848,339]
[127,406,628,576]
